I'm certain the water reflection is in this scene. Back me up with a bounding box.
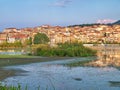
[86,45,120,67]
[3,62,120,90]
[0,48,29,55]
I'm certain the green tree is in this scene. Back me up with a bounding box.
[26,37,32,46]
[33,33,49,44]
[13,41,22,47]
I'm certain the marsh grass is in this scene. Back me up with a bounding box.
[0,84,42,90]
[0,83,21,90]
[34,42,97,57]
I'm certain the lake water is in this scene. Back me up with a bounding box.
[1,45,120,90]
[0,49,25,55]
[0,47,31,55]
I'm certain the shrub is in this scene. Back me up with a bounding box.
[33,42,96,57]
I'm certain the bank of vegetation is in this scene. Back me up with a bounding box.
[0,84,40,90]
[0,41,23,49]
[33,42,96,57]
[0,84,50,90]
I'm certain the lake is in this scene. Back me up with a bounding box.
[0,47,31,55]
[1,45,120,90]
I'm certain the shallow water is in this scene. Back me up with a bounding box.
[2,57,120,90]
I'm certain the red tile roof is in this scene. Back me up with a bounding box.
[11,34,28,39]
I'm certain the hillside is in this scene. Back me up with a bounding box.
[112,20,120,25]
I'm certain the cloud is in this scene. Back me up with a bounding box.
[52,0,72,7]
[97,19,117,24]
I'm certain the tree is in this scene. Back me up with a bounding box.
[33,33,49,44]
[26,37,32,45]
[13,41,22,47]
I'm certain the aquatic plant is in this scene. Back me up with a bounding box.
[0,84,41,90]
[33,42,97,57]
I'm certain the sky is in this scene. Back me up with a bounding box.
[0,0,120,31]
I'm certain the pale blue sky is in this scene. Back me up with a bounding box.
[0,0,120,31]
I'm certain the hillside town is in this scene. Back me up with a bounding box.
[0,24,120,45]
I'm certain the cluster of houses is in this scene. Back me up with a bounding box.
[0,24,120,45]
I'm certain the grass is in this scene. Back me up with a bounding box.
[0,83,51,90]
[0,83,21,90]
[0,84,40,90]
[34,43,97,57]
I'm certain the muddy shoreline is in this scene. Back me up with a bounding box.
[0,57,74,81]
[0,68,15,81]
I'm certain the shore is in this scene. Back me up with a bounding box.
[0,56,75,67]
[0,56,74,81]
[0,68,15,81]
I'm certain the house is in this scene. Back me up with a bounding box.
[0,38,6,43]
[3,28,18,33]
[0,33,7,43]
[8,34,29,43]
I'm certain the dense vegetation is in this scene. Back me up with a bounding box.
[33,33,49,44]
[0,84,40,90]
[25,37,32,46]
[33,42,96,57]
[0,84,22,90]
[0,41,22,49]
